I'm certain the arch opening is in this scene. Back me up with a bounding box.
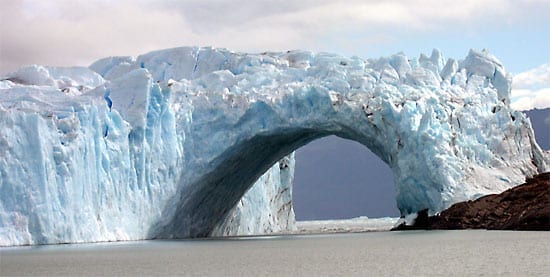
[293,135,399,221]
[153,124,396,238]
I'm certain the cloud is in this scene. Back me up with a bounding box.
[1,0,549,74]
[0,1,194,73]
[513,63,550,88]
[511,63,550,110]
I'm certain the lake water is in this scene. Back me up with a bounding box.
[1,230,549,276]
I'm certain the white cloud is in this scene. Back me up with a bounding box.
[511,88,550,111]
[511,63,550,110]
[513,63,550,88]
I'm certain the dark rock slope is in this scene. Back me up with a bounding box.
[393,172,550,231]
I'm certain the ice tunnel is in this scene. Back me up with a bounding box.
[0,47,547,245]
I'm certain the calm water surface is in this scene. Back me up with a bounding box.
[1,230,549,276]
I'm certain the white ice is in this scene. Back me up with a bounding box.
[0,47,547,246]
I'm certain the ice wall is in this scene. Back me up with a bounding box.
[211,154,296,237]
[0,47,547,246]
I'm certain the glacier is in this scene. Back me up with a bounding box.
[0,47,548,246]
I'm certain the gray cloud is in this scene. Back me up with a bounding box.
[1,0,549,74]
[156,0,330,32]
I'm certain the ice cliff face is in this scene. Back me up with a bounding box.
[0,47,547,246]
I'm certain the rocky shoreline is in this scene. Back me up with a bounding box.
[393,172,550,231]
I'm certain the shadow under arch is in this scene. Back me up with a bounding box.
[153,123,392,238]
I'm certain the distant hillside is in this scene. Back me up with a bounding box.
[523,108,550,150]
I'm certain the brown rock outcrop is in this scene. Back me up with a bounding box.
[393,172,550,231]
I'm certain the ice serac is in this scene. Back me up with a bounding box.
[0,47,548,246]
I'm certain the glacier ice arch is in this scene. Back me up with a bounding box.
[156,103,396,238]
[0,47,548,245]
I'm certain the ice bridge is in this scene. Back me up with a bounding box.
[0,47,546,245]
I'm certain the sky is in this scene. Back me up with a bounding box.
[1,0,549,108]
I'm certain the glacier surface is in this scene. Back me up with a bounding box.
[0,47,548,246]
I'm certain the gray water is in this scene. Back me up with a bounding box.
[1,230,549,276]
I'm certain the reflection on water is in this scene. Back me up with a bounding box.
[1,230,549,276]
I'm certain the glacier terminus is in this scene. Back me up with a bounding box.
[0,47,548,246]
